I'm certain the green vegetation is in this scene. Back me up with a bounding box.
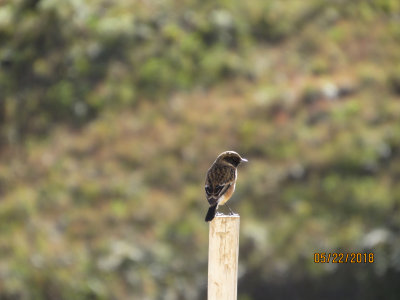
[1,0,400,299]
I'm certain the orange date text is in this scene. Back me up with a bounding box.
[314,252,374,263]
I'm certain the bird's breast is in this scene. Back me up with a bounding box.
[218,183,236,205]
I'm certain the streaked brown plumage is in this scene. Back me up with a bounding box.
[205,151,247,222]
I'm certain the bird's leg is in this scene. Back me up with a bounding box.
[226,204,235,215]
[215,205,223,217]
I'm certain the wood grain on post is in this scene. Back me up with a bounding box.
[208,215,240,300]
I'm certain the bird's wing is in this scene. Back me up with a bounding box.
[205,182,233,206]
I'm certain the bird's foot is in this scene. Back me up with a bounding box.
[226,204,236,215]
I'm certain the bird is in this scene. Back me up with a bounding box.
[204,151,247,222]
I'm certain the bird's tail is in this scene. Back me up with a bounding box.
[205,204,218,222]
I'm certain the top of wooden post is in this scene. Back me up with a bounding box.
[211,213,240,220]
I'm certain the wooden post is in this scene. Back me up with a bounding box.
[208,215,240,300]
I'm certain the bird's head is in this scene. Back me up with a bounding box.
[216,151,248,167]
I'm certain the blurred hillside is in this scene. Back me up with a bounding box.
[1,0,400,299]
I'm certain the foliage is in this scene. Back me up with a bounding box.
[1,0,400,299]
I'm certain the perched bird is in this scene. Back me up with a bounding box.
[204,151,248,222]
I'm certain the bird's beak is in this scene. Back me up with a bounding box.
[241,158,248,162]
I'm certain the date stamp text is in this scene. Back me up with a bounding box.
[314,252,374,263]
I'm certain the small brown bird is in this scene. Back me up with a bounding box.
[205,151,248,222]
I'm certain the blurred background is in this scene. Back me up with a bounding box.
[1,0,400,299]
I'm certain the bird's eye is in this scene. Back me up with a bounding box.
[205,186,212,194]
